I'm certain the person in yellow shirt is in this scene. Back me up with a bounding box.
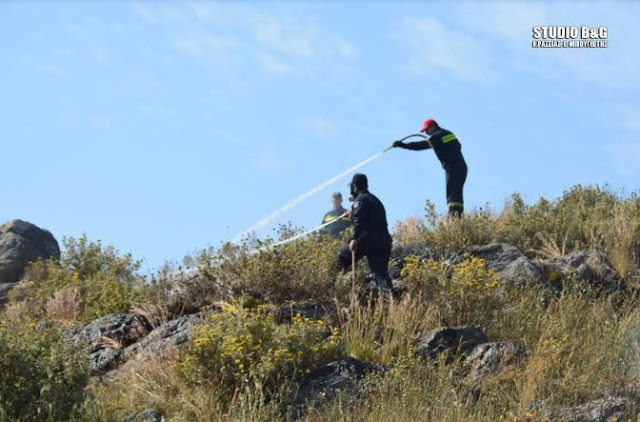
[319,192,352,238]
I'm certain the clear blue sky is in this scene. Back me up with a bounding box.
[2,1,639,272]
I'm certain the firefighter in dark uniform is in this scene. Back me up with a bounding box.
[319,192,352,238]
[393,118,468,217]
[336,173,393,289]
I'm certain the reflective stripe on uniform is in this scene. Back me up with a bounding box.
[442,133,457,143]
[448,201,464,208]
[324,215,351,224]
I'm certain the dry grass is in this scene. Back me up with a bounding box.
[80,286,640,422]
[45,286,81,327]
[317,290,640,422]
[392,215,427,246]
[599,202,640,280]
[339,293,438,363]
[131,302,170,329]
[534,231,569,259]
[88,347,287,421]
[87,348,184,420]
[2,301,29,323]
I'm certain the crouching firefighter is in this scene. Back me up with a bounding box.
[336,173,393,290]
[393,118,468,217]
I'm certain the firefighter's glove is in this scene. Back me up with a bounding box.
[392,140,404,148]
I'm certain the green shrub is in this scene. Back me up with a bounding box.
[177,302,344,402]
[199,225,343,304]
[11,235,146,322]
[421,200,498,254]
[400,254,502,327]
[497,186,640,260]
[0,320,90,422]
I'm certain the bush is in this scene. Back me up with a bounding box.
[177,301,344,402]
[421,200,498,254]
[199,224,343,304]
[11,235,147,322]
[0,320,90,422]
[400,254,502,327]
[497,186,640,262]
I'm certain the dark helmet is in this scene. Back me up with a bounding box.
[350,173,368,189]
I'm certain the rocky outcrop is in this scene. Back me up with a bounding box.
[63,313,152,374]
[414,326,488,360]
[113,408,164,422]
[123,313,201,358]
[0,219,60,284]
[275,302,338,325]
[542,250,624,290]
[464,342,527,382]
[533,397,627,422]
[456,243,544,287]
[291,357,383,420]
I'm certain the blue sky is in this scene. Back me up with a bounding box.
[2,1,639,272]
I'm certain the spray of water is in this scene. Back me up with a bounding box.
[232,150,387,244]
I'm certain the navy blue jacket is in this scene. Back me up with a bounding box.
[351,191,391,247]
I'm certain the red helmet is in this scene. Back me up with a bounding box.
[420,118,438,132]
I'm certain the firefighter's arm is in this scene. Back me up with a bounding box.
[393,140,431,150]
[401,140,431,150]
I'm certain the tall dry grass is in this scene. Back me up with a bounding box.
[45,286,81,327]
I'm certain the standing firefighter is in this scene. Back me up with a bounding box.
[336,173,393,290]
[393,118,468,217]
[319,192,352,238]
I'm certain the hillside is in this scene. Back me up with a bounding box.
[2,185,640,422]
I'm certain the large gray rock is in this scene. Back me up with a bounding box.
[63,313,152,374]
[124,313,201,358]
[536,397,627,422]
[111,408,164,422]
[457,243,544,287]
[464,342,527,382]
[542,250,624,290]
[0,219,60,284]
[291,357,383,421]
[414,326,488,361]
[275,302,338,325]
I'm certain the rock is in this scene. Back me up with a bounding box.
[290,357,383,421]
[113,408,164,422]
[391,279,409,296]
[464,342,527,382]
[0,219,60,284]
[391,242,439,261]
[536,397,627,422]
[275,302,338,325]
[0,282,18,308]
[414,326,488,360]
[63,313,152,374]
[542,250,624,290]
[91,347,122,374]
[456,243,544,287]
[124,313,201,358]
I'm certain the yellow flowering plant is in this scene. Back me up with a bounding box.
[399,254,502,327]
[177,302,344,401]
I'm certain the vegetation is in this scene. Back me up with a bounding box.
[0,319,89,422]
[3,185,640,421]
